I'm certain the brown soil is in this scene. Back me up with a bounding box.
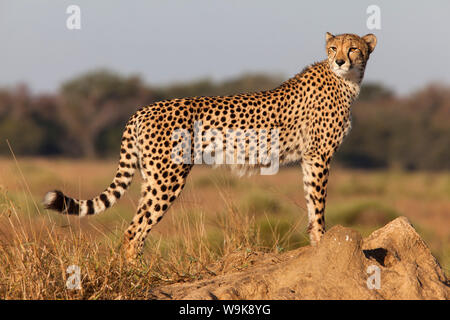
[152,217,449,300]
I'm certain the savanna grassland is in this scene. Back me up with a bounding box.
[0,157,448,299]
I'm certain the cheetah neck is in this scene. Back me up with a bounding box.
[341,76,361,99]
[326,61,365,96]
[285,60,361,101]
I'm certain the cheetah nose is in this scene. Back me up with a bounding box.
[335,59,345,66]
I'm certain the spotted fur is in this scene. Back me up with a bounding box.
[43,33,376,261]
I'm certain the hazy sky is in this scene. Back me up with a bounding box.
[1,0,449,95]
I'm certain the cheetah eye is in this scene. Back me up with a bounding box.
[329,47,337,52]
[349,47,359,53]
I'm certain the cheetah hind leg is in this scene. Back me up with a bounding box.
[121,163,191,263]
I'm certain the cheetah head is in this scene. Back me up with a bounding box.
[325,32,377,83]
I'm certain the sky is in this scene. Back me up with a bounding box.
[1,0,450,95]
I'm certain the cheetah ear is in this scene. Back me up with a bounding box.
[325,32,334,43]
[362,34,377,54]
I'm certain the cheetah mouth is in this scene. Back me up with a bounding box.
[335,64,351,71]
[333,67,350,76]
[332,65,363,82]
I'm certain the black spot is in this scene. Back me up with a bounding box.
[87,200,95,215]
[100,194,110,208]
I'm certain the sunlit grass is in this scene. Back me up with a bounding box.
[0,157,448,298]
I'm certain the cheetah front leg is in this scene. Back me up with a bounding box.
[301,155,331,246]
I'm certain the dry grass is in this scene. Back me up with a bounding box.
[0,161,282,299]
[0,188,277,299]
[0,157,448,299]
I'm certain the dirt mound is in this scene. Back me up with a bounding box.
[153,217,449,299]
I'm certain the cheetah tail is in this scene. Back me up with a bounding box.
[42,119,139,216]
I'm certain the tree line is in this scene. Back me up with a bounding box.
[0,69,449,170]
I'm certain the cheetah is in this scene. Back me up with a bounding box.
[43,32,377,262]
